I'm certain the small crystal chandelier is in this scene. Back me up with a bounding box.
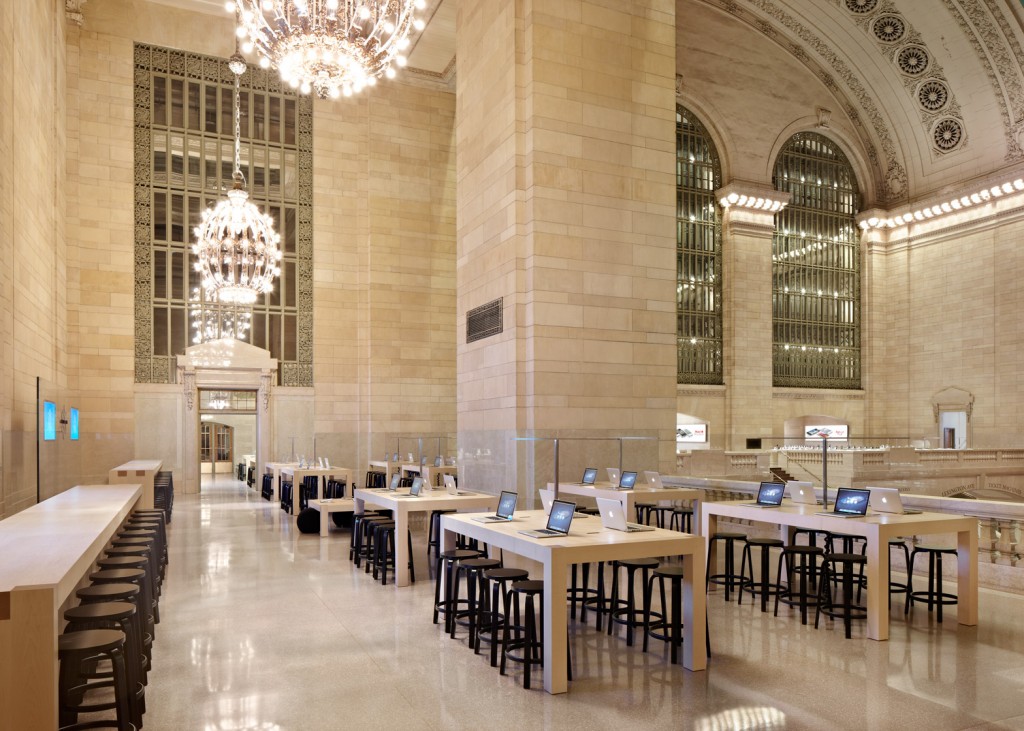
[209,392,231,410]
[229,0,426,99]
[192,48,282,305]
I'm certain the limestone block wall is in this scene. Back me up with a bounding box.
[313,81,457,480]
[0,0,68,518]
[867,211,1024,448]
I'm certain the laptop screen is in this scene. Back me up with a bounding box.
[833,487,870,515]
[389,473,400,490]
[411,477,423,494]
[581,468,597,485]
[496,491,517,519]
[620,471,637,489]
[757,482,785,505]
[547,500,576,534]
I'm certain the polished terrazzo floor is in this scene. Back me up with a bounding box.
[144,476,1024,730]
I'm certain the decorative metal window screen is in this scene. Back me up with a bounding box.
[676,106,723,385]
[772,133,860,389]
[466,299,502,343]
[133,44,313,386]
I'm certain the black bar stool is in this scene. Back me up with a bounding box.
[738,537,785,612]
[774,544,824,624]
[816,553,868,638]
[427,510,455,560]
[63,602,146,729]
[608,558,660,647]
[643,564,714,663]
[362,520,396,574]
[499,580,572,690]
[706,532,749,601]
[432,548,482,633]
[567,563,598,621]
[58,629,134,731]
[373,524,414,585]
[888,538,912,608]
[669,507,693,532]
[90,567,157,641]
[905,545,959,622]
[476,567,529,666]
[449,557,502,645]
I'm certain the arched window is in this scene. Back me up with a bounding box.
[772,133,860,389]
[676,106,722,385]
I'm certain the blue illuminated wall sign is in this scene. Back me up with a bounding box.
[43,401,57,441]
[70,408,80,440]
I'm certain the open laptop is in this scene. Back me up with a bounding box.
[816,487,871,518]
[519,499,576,538]
[787,481,819,505]
[618,471,638,489]
[397,477,423,498]
[444,474,473,496]
[539,489,589,518]
[383,473,400,491]
[472,491,518,522]
[644,471,665,489]
[575,468,598,486]
[606,467,621,485]
[740,481,786,508]
[870,487,922,515]
[596,497,654,532]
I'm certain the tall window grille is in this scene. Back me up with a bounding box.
[676,106,723,384]
[771,133,860,389]
[133,44,313,386]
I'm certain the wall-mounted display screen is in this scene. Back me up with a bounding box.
[70,408,79,440]
[676,422,708,443]
[43,401,57,441]
[805,424,849,440]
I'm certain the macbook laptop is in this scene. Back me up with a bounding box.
[870,487,922,515]
[606,467,621,485]
[444,474,472,496]
[576,468,598,486]
[596,497,654,532]
[816,487,871,518]
[472,491,518,522]
[519,499,576,539]
[618,471,638,489]
[740,481,786,508]
[644,471,665,489]
[787,481,819,505]
[539,489,589,519]
[384,473,400,491]
[397,477,423,497]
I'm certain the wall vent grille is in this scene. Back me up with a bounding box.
[467,299,502,343]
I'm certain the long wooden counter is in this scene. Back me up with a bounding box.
[0,484,141,731]
[109,459,162,510]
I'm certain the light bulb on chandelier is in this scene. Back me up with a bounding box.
[228,0,427,100]
[192,45,282,306]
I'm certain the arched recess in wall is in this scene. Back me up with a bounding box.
[676,411,711,450]
[674,86,734,182]
[767,117,877,206]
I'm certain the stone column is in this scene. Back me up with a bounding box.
[455,0,678,492]
[719,199,781,450]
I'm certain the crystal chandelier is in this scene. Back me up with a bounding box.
[192,50,282,305]
[209,392,231,410]
[189,288,252,344]
[229,0,426,99]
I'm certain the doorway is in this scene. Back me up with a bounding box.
[199,389,257,488]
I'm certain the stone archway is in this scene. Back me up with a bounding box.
[177,339,277,495]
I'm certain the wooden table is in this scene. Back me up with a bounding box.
[420,464,458,488]
[441,510,707,694]
[0,484,141,730]
[353,488,497,587]
[264,461,298,502]
[109,460,161,510]
[701,501,978,641]
[307,498,356,537]
[551,482,703,533]
[281,466,353,515]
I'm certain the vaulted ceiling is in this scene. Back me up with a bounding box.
[147,0,1024,204]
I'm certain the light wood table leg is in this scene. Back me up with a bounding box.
[864,526,888,640]
[682,546,708,671]
[958,526,979,626]
[543,558,568,694]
